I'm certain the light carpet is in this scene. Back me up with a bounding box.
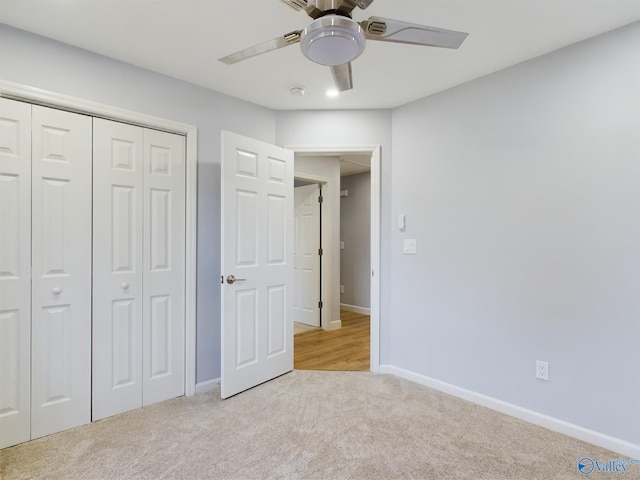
[0,370,627,480]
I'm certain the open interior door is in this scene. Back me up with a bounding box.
[293,184,321,327]
[221,131,294,398]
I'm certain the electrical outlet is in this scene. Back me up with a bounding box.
[536,360,549,381]
[340,285,345,294]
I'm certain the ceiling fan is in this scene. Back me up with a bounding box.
[219,0,469,92]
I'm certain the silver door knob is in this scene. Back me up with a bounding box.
[52,287,62,295]
[121,282,130,289]
[226,275,246,285]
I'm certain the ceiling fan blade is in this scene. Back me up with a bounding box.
[362,16,468,49]
[331,63,353,92]
[219,30,302,65]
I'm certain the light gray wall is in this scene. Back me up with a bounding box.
[340,172,370,308]
[0,25,277,383]
[294,155,341,328]
[276,110,392,360]
[390,22,640,444]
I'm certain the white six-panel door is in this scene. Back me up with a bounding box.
[30,105,92,439]
[92,120,185,420]
[221,131,294,399]
[0,100,187,447]
[92,119,144,420]
[0,98,32,449]
[142,128,185,406]
[293,184,321,327]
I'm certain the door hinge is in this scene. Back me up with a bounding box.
[318,195,323,203]
[318,248,323,256]
[221,275,224,284]
[318,301,323,309]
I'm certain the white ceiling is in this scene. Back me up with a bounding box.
[1,0,638,110]
[340,153,371,177]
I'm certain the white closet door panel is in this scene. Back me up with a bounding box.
[142,129,185,405]
[0,98,32,449]
[92,119,144,420]
[30,106,92,439]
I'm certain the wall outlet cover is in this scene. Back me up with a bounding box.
[536,360,549,381]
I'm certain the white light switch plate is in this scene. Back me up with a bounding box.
[398,214,406,231]
[403,239,417,254]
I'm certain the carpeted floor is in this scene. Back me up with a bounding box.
[0,370,630,480]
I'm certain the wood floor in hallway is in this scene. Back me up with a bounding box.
[294,310,370,371]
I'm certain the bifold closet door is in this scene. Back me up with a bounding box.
[92,120,185,420]
[0,98,32,449]
[92,119,144,420]
[142,128,185,406]
[30,105,92,439]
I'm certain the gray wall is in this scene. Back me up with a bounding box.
[389,22,640,444]
[340,172,370,308]
[0,24,277,383]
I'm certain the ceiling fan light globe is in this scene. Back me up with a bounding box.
[301,16,366,66]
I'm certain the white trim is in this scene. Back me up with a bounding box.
[369,146,381,373]
[340,303,371,315]
[287,145,381,373]
[195,378,220,395]
[380,365,640,458]
[1,80,199,397]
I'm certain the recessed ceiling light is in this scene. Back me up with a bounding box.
[326,89,339,98]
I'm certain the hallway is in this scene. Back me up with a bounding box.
[294,311,370,371]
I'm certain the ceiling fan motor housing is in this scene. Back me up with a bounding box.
[300,15,366,66]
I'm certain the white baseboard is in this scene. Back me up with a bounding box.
[326,319,342,330]
[379,365,640,458]
[340,303,370,315]
[195,378,220,395]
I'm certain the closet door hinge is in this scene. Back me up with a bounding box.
[318,301,323,309]
[318,195,323,203]
[318,248,323,256]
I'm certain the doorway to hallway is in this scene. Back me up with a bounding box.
[288,145,381,372]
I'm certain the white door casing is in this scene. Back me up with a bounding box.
[0,98,32,449]
[30,105,92,439]
[293,184,321,327]
[92,119,144,420]
[221,131,294,399]
[288,145,381,372]
[142,128,186,405]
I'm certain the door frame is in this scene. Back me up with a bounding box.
[288,145,381,372]
[0,80,199,395]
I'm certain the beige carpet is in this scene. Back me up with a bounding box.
[0,371,628,480]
